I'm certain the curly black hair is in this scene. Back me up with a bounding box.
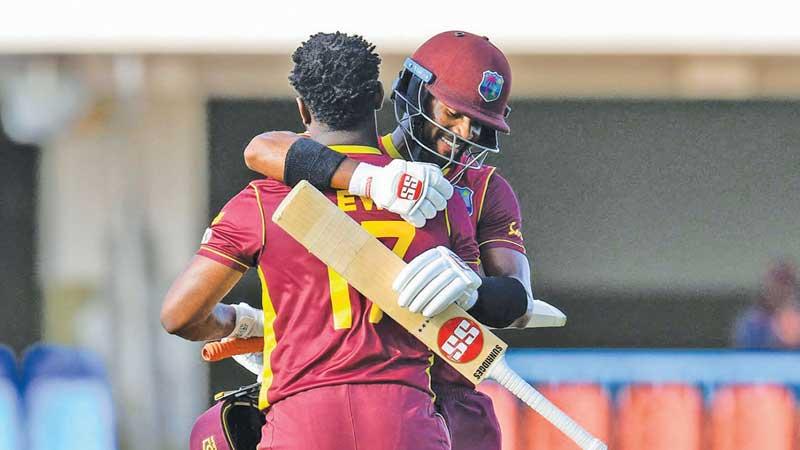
[289,32,382,131]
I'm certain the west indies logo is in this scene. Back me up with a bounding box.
[478,70,504,103]
[454,186,475,216]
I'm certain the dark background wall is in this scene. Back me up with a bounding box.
[206,98,798,390]
[0,125,40,354]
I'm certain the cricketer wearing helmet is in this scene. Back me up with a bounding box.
[163,32,485,450]
[240,31,538,450]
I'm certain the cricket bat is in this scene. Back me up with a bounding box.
[271,181,607,450]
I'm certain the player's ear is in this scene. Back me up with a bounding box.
[296,97,312,127]
[374,82,385,111]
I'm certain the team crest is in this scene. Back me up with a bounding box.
[454,186,474,216]
[478,70,504,103]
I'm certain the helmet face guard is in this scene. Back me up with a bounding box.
[391,57,508,182]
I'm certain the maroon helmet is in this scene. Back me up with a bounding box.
[190,384,264,450]
[391,31,512,178]
[413,30,511,133]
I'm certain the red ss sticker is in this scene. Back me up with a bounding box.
[437,317,484,363]
[397,174,423,201]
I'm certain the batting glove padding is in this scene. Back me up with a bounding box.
[349,160,453,228]
[228,302,265,339]
[393,246,482,317]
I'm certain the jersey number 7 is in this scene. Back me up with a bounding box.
[327,220,415,329]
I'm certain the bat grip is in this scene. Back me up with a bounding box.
[488,357,607,450]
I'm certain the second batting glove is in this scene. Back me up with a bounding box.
[392,246,482,317]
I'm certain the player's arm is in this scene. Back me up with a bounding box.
[474,172,535,328]
[160,257,264,341]
[160,256,241,340]
[243,131,358,189]
[479,247,534,328]
[161,187,265,342]
[243,131,453,227]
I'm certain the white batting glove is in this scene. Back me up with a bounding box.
[349,160,453,228]
[227,302,264,339]
[232,351,264,382]
[392,246,482,317]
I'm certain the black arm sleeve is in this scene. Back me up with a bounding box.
[283,137,347,189]
[469,276,529,328]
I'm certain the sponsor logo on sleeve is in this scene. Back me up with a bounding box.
[437,317,483,363]
[508,221,522,239]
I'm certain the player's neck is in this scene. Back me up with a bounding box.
[307,122,378,149]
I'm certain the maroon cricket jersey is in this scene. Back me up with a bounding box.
[197,144,480,409]
[379,134,526,389]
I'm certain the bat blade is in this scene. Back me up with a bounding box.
[272,181,506,385]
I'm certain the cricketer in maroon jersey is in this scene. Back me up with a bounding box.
[202,146,479,450]
[198,145,480,409]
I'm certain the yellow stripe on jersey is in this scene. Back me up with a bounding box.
[329,145,382,155]
[211,211,225,226]
[257,266,279,409]
[327,267,353,329]
[199,246,250,270]
[368,302,384,323]
[249,183,266,248]
[380,134,404,159]
[478,239,526,251]
[444,208,451,237]
[476,166,497,223]
[426,352,436,403]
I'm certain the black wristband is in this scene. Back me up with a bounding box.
[283,137,347,189]
[471,276,529,328]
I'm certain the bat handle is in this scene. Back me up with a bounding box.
[488,357,607,450]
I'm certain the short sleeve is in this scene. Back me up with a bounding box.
[446,197,481,272]
[476,173,526,254]
[196,184,265,272]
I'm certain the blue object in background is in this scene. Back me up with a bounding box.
[22,344,116,450]
[505,348,800,401]
[0,345,21,450]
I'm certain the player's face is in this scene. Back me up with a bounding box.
[421,94,482,158]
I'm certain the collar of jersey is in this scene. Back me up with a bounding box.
[328,145,382,155]
[379,133,451,177]
[380,134,404,159]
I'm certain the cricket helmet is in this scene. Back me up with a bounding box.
[190,384,264,450]
[391,31,512,178]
